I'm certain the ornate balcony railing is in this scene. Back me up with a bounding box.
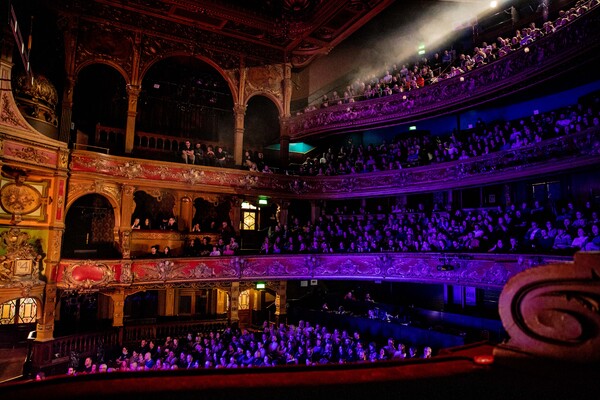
[287,5,600,138]
[69,126,600,199]
[55,253,572,292]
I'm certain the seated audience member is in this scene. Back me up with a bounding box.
[142,218,152,230]
[229,237,240,252]
[507,237,520,253]
[209,245,221,256]
[215,146,227,167]
[149,245,161,258]
[163,246,173,257]
[165,217,178,231]
[423,347,433,359]
[222,244,235,255]
[571,227,589,250]
[523,221,542,249]
[181,140,195,164]
[584,225,600,250]
[199,237,212,256]
[194,143,205,165]
[488,239,506,253]
[536,229,554,251]
[131,218,141,229]
[553,227,572,250]
[191,222,201,232]
[183,238,199,257]
[205,146,216,165]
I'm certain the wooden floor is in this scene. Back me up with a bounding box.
[0,347,27,383]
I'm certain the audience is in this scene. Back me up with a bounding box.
[301,0,599,113]
[63,320,434,377]
[261,200,598,256]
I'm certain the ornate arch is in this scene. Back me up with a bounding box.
[245,92,284,117]
[65,187,122,230]
[0,292,44,320]
[139,52,238,102]
[75,60,131,85]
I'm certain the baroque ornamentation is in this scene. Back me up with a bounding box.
[190,263,215,279]
[61,261,115,290]
[10,146,50,165]
[0,228,43,285]
[1,93,30,129]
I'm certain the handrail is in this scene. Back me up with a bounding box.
[55,252,573,293]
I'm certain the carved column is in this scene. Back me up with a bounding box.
[233,104,247,166]
[120,185,135,259]
[275,281,287,325]
[229,196,242,235]
[180,196,193,232]
[165,287,175,316]
[59,76,76,144]
[125,85,141,154]
[124,32,142,154]
[110,289,126,328]
[36,283,57,342]
[58,16,78,143]
[282,63,292,117]
[230,281,240,325]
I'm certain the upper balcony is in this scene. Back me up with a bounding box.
[287,5,600,140]
[68,125,600,199]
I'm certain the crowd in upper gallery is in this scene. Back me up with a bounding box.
[139,195,600,259]
[258,200,600,256]
[181,91,600,176]
[302,0,599,113]
[59,321,432,377]
[292,96,600,176]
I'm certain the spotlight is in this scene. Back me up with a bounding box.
[524,47,530,53]
[460,76,465,82]
[402,95,407,100]
[490,1,497,8]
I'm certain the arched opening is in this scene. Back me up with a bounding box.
[72,64,127,153]
[63,194,120,259]
[244,95,281,169]
[137,56,234,161]
[0,297,39,347]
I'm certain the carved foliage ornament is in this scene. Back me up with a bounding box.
[0,228,42,285]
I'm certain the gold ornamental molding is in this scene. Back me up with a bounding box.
[59,261,116,291]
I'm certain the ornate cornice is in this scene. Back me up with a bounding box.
[55,253,571,292]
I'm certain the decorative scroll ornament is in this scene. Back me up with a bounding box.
[498,252,600,363]
[121,263,133,284]
[62,261,115,291]
[182,169,205,185]
[0,228,43,285]
[190,263,215,279]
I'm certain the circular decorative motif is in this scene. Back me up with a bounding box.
[0,183,42,215]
